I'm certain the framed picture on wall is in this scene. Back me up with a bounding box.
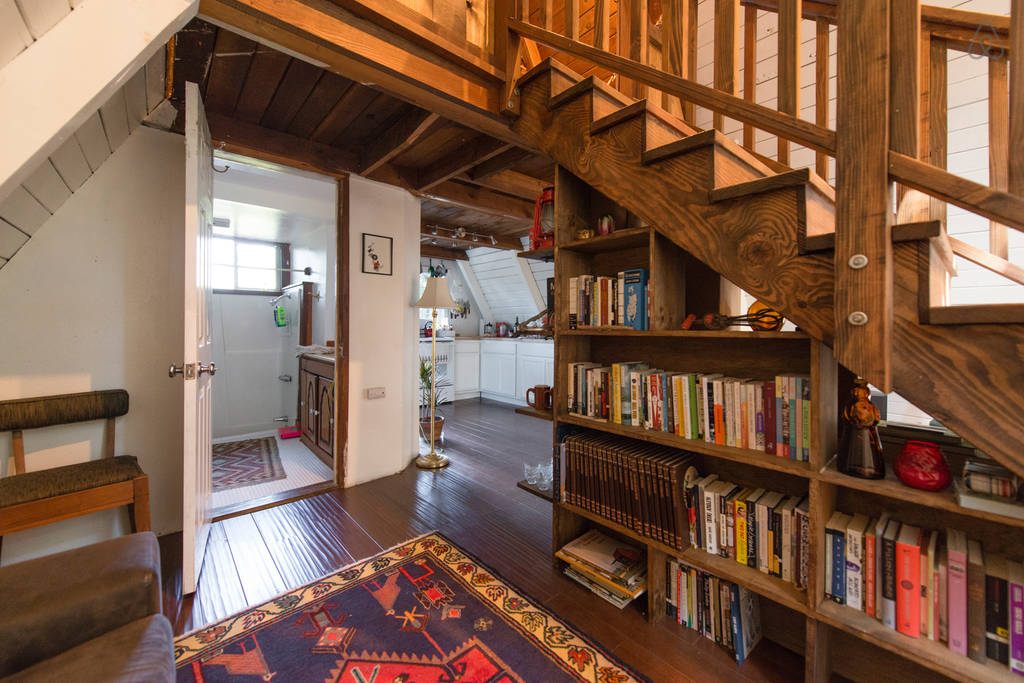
[362,233,393,276]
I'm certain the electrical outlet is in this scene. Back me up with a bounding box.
[364,387,386,400]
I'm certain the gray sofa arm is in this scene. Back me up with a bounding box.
[0,532,162,678]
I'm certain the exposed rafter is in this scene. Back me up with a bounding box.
[420,244,468,261]
[359,111,441,175]
[458,169,548,200]
[466,147,535,181]
[419,181,535,220]
[412,138,514,191]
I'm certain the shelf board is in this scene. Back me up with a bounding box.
[514,405,554,421]
[559,327,810,339]
[517,479,554,502]
[558,413,812,478]
[815,600,1019,683]
[517,245,554,261]
[558,227,652,253]
[559,501,810,616]
[817,459,1024,529]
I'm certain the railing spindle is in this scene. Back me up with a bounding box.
[564,0,579,41]
[777,0,801,165]
[594,0,610,51]
[743,5,758,150]
[714,0,740,132]
[662,0,686,111]
[540,0,553,30]
[685,0,697,123]
[619,0,650,99]
[989,57,1009,259]
[1009,0,1024,197]
[814,18,829,177]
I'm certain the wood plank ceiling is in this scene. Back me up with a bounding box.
[169,18,552,254]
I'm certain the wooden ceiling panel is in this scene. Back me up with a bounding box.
[310,83,379,144]
[420,199,532,238]
[233,46,291,123]
[333,94,409,149]
[204,30,257,114]
[170,19,218,131]
[510,155,556,182]
[287,71,354,139]
[390,124,477,169]
[259,59,322,131]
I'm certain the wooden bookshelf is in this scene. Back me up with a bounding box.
[517,245,554,261]
[547,165,1022,682]
[514,405,553,421]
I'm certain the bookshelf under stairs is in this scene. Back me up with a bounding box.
[542,169,1023,682]
[510,58,1024,492]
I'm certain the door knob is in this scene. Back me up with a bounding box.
[198,362,216,376]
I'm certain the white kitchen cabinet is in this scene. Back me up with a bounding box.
[454,340,480,399]
[515,342,555,401]
[480,340,517,400]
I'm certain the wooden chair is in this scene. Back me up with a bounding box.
[0,390,150,559]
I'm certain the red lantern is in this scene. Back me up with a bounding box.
[530,187,555,251]
[894,440,952,491]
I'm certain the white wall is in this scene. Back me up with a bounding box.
[0,127,185,565]
[417,257,482,337]
[289,215,337,345]
[345,175,420,486]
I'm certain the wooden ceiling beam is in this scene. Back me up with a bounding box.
[359,111,441,175]
[198,0,535,150]
[466,147,536,181]
[420,224,522,250]
[418,181,535,221]
[413,138,514,191]
[458,169,548,201]
[420,243,469,261]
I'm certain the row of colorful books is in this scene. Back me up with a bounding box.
[666,559,763,664]
[825,511,1023,674]
[559,432,696,549]
[687,473,810,589]
[567,362,811,460]
[557,530,647,609]
[567,270,649,330]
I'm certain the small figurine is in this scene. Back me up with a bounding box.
[837,379,886,479]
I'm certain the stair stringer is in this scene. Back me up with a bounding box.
[513,61,1024,479]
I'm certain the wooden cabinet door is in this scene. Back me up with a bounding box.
[317,376,334,454]
[300,369,317,442]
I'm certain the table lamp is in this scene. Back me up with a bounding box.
[414,276,457,469]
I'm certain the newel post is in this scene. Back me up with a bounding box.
[835,0,895,392]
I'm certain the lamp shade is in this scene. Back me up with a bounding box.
[415,276,457,309]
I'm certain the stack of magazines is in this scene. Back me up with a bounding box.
[556,529,647,608]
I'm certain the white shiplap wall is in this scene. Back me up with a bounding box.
[466,245,546,324]
[0,0,74,71]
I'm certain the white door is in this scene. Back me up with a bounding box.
[182,82,214,595]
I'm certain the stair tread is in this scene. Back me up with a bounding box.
[803,220,942,253]
[549,74,635,110]
[711,168,836,203]
[643,130,777,180]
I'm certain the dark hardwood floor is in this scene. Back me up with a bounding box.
[161,398,804,682]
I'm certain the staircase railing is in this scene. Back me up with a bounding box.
[496,0,1024,392]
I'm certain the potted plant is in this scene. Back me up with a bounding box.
[419,357,452,445]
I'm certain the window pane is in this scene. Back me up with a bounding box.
[237,267,277,291]
[236,242,277,270]
[213,238,235,265]
[213,264,235,289]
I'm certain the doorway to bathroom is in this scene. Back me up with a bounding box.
[207,155,338,518]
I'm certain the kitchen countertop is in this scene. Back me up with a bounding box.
[455,336,553,342]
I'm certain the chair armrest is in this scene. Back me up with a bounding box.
[0,532,162,677]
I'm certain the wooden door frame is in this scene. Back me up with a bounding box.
[334,176,350,487]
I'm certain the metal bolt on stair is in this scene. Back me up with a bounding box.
[847,311,869,326]
[848,254,869,269]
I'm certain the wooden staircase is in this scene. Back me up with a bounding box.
[511,58,1024,479]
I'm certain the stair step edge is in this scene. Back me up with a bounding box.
[549,75,635,111]
[642,130,720,165]
[516,57,584,92]
[802,220,942,254]
[709,168,813,203]
[591,101,648,135]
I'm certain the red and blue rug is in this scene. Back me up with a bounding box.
[211,437,286,492]
[175,532,647,682]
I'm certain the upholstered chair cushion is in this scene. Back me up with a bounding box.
[0,455,142,506]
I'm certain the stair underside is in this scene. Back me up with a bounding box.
[512,59,1024,479]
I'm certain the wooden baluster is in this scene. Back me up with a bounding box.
[743,5,757,150]
[623,0,650,98]
[564,0,579,40]
[777,0,801,165]
[539,0,553,30]
[713,0,739,132]
[661,0,685,111]
[684,0,697,123]
[989,57,1009,259]
[815,19,829,177]
[519,0,529,22]
[594,0,610,51]
[917,35,949,321]
[1011,1,1024,197]
[836,0,893,391]
[890,0,920,171]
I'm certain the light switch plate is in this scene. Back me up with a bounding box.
[364,387,386,400]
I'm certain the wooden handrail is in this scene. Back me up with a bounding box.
[949,236,1024,287]
[508,19,838,154]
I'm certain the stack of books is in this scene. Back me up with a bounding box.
[825,511,1024,675]
[667,559,763,664]
[568,269,649,330]
[566,364,812,461]
[557,530,647,609]
[685,472,810,589]
[956,459,1024,521]
[560,433,697,549]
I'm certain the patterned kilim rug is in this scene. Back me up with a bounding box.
[211,437,286,492]
[175,532,648,682]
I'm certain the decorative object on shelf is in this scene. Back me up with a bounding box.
[836,378,886,479]
[598,213,615,235]
[453,298,471,318]
[575,228,594,240]
[962,459,1020,498]
[362,232,393,275]
[680,306,784,331]
[413,277,457,469]
[526,384,552,411]
[745,301,784,331]
[894,440,952,491]
[530,186,555,250]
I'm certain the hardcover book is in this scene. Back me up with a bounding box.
[622,268,649,331]
[946,528,969,655]
[985,553,1010,665]
[1009,561,1024,675]
[967,539,986,662]
[881,518,901,629]
[846,514,870,611]
[895,524,922,638]
[825,511,851,604]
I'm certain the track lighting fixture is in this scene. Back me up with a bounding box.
[423,224,502,248]
[490,235,497,245]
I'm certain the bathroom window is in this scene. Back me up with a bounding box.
[212,237,289,293]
